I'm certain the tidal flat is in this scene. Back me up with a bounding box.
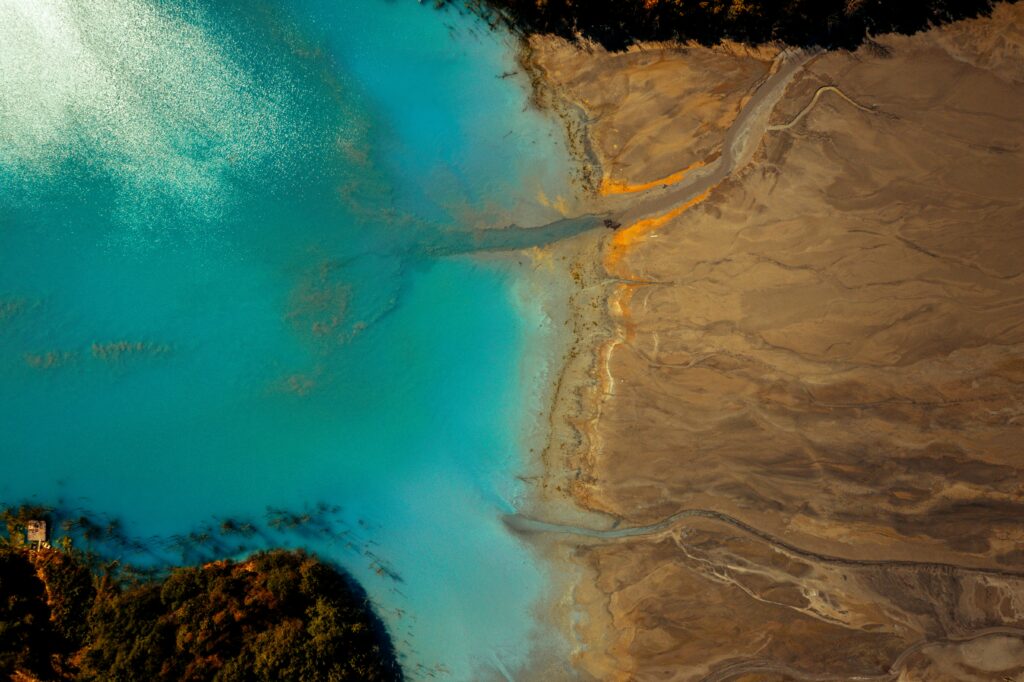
[522,3,1024,680]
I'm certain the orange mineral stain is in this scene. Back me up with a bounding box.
[604,188,712,275]
[599,159,706,196]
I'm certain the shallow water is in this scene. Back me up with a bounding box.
[0,1,580,678]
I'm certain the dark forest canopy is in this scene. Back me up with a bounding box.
[0,540,402,681]
[450,0,1013,51]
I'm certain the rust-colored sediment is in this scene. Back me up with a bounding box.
[604,189,713,275]
[599,160,707,196]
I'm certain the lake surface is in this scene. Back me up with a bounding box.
[0,1,580,678]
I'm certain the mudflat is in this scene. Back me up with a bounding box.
[529,3,1024,680]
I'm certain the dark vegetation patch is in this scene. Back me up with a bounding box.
[0,506,402,682]
[447,0,1012,51]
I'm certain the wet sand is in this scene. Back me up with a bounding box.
[524,3,1024,680]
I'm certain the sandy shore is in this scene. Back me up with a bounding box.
[520,3,1024,680]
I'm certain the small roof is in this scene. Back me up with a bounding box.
[26,519,47,542]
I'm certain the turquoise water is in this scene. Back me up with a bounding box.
[0,1,581,678]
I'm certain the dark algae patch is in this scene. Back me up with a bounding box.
[0,507,402,682]
[455,0,1014,50]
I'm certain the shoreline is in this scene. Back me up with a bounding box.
[483,40,628,677]
[507,37,671,680]
[481,208,615,679]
